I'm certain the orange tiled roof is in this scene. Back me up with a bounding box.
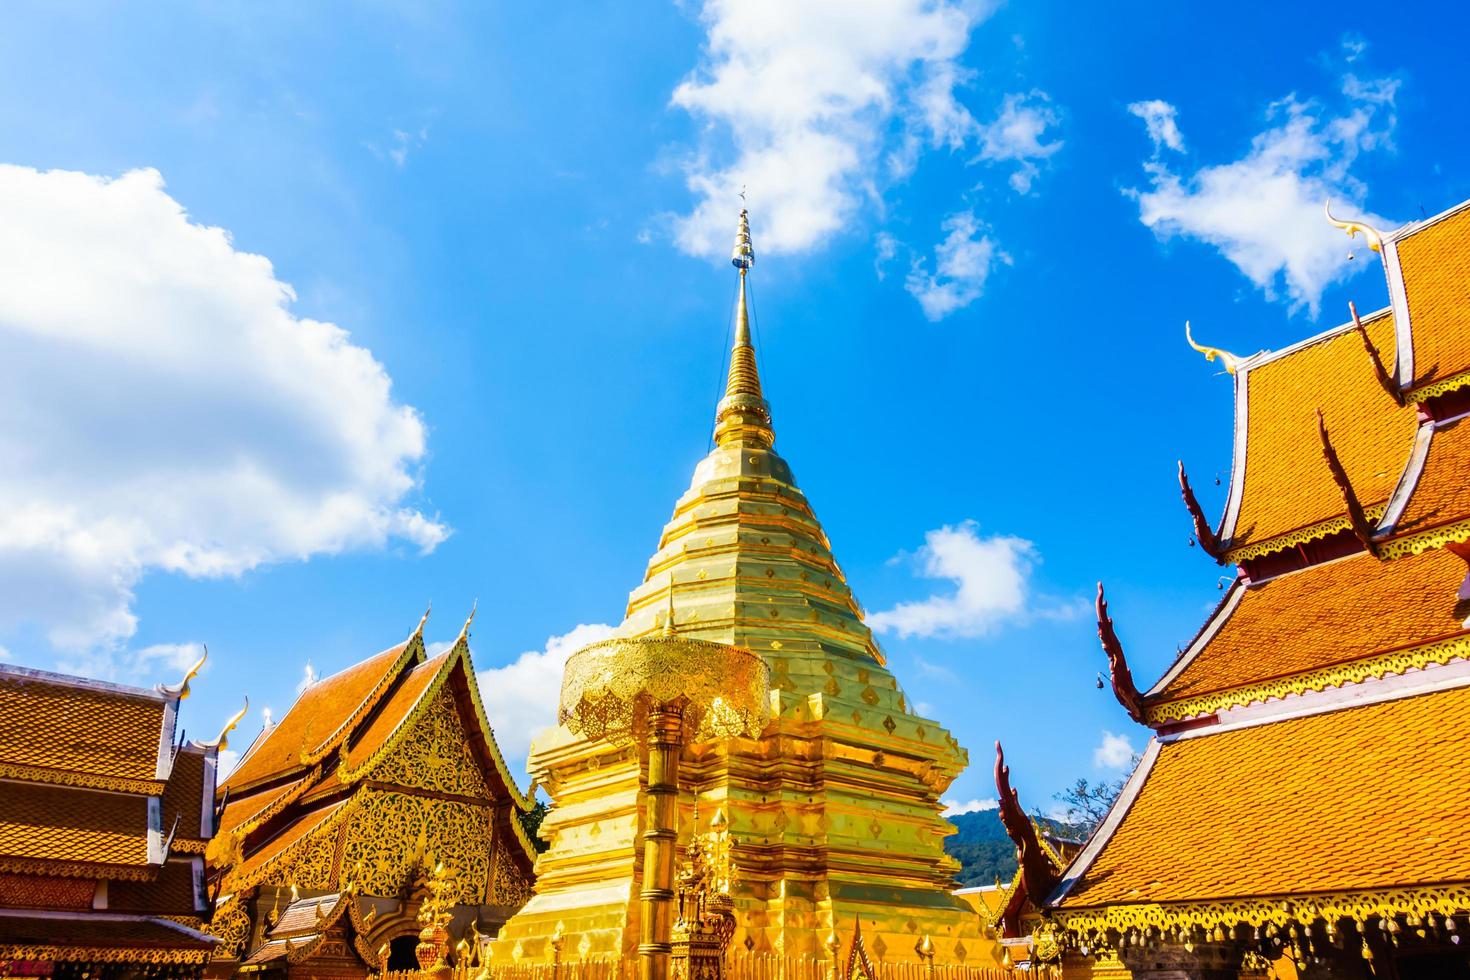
[0,911,215,955]
[1397,204,1470,392]
[107,859,201,915]
[1227,311,1418,555]
[162,747,209,848]
[1394,414,1470,539]
[342,650,451,772]
[216,778,303,840]
[1057,683,1470,908]
[0,782,152,869]
[232,799,348,886]
[223,640,416,792]
[0,667,168,789]
[1155,548,1469,703]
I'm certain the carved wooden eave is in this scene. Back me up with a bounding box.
[993,742,1062,916]
[1316,409,1381,557]
[1095,584,1148,726]
[1178,462,1225,562]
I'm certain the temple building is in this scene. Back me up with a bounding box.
[0,656,233,976]
[205,611,538,978]
[992,197,1470,979]
[491,212,985,972]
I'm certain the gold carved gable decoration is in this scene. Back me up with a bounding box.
[369,685,492,800]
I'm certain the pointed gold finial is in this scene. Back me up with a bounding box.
[715,205,773,448]
[159,646,208,699]
[210,697,250,752]
[458,600,477,643]
[663,579,678,637]
[1325,199,1383,253]
[1185,321,1243,375]
[413,602,431,640]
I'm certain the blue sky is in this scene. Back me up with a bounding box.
[1,1,1466,812]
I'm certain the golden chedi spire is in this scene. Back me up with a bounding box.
[495,202,980,971]
[714,208,773,449]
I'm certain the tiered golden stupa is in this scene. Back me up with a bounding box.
[492,211,982,969]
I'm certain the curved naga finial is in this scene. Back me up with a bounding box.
[159,646,208,699]
[208,697,250,751]
[1185,321,1243,375]
[1325,199,1384,254]
[994,742,1062,908]
[1178,462,1225,562]
[1096,584,1148,725]
[1316,410,1380,557]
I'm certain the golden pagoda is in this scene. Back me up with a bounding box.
[492,210,983,970]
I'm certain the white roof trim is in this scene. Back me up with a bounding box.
[1382,240,1415,388]
[1164,655,1470,742]
[1379,418,1435,534]
[0,663,168,701]
[1218,367,1249,541]
[1146,580,1246,698]
[1046,738,1161,906]
[146,796,164,865]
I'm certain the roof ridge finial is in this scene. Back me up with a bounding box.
[714,202,773,448]
[663,577,678,637]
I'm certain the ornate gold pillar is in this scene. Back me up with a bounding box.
[640,703,685,980]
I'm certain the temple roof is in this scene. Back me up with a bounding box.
[1217,308,1418,561]
[1053,681,1470,911]
[1147,548,1470,719]
[0,781,154,874]
[1379,410,1470,557]
[0,910,217,961]
[213,615,537,897]
[223,635,421,794]
[1392,198,1470,397]
[0,664,175,793]
[162,745,213,852]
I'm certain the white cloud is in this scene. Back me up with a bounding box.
[477,623,616,773]
[1341,33,1368,63]
[296,661,320,695]
[904,211,1008,321]
[942,797,999,817]
[868,520,1055,639]
[1126,75,1400,314]
[667,0,1000,258]
[1093,730,1136,770]
[873,232,900,279]
[1127,99,1184,155]
[975,91,1063,193]
[216,748,240,778]
[0,165,446,669]
[60,641,207,688]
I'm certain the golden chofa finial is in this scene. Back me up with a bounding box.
[1185,321,1243,375]
[208,697,250,752]
[662,580,678,637]
[158,646,207,699]
[413,602,431,639]
[1325,199,1384,253]
[458,600,477,642]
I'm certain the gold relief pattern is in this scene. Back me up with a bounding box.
[493,843,533,908]
[1226,504,1388,563]
[1408,366,1470,403]
[340,790,491,904]
[1057,882,1470,935]
[0,943,212,965]
[1378,516,1470,559]
[370,686,492,800]
[1147,634,1470,723]
[0,761,160,796]
[209,899,252,961]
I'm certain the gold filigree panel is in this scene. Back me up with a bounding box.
[372,686,492,800]
[1226,504,1388,563]
[340,790,492,904]
[209,898,252,961]
[493,840,532,908]
[1378,517,1470,560]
